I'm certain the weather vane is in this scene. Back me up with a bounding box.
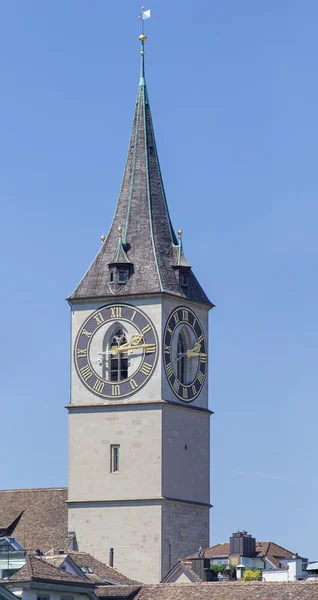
[138,6,151,40]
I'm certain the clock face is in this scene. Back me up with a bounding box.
[74,303,158,399]
[163,306,207,402]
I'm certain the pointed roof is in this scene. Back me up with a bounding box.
[7,555,94,587]
[42,551,140,585]
[69,45,212,307]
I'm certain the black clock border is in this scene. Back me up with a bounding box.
[163,306,207,403]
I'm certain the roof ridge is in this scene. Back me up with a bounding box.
[0,487,67,493]
[268,541,298,556]
[26,554,35,578]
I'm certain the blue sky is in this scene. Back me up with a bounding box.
[1,0,317,561]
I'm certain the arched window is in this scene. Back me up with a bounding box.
[110,329,128,381]
[177,333,186,383]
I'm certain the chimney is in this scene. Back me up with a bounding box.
[230,531,256,558]
[109,548,114,567]
[191,550,210,582]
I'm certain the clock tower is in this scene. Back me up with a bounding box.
[67,28,213,584]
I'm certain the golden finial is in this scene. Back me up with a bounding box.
[138,6,150,45]
[118,226,123,237]
[101,234,105,244]
[178,229,183,239]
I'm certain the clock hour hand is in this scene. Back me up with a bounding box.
[111,335,155,356]
[185,342,207,359]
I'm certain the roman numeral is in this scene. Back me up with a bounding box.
[182,310,189,322]
[200,355,207,364]
[192,384,197,396]
[167,325,173,335]
[193,318,197,329]
[173,379,180,394]
[112,384,121,396]
[164,345,170,354]
[166,363,174,379]
[77,348,87,357]
[197,370,205,385]
[80,364,93,381]
[94,312,105,326]
[131,310,136,321]
[141,324,151,335]
[130,379,138,390]
[183,387,188,400]
[173,312,179,325]
[197,334,204,344]
[93,379,105,393]
[145,345,156,354]
[111,307,122,319]
[82,329,92,338]
[140,362,152,376]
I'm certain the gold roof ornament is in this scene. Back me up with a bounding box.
[118,226,123,237]
[101,234,106,244]
[178,229,183,239]
[138,6,150,51]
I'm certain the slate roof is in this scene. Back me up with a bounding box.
[7,555,94,587]
[134,582,318,600]
[43,551,139,585]
[188,540,305,568]
[0,488,72,554]
[69,50,212,307]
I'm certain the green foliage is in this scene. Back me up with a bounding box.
[243,568,262,581]
[210,563,227,575]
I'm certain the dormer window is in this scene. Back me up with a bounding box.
[179,272,188,287]
[80,566,93,574]
[118,270,126,283]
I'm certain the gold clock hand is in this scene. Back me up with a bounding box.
[185,342,207,359]
[186,350,208,358]
[111,335,156,356]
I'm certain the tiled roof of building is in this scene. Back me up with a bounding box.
[134,582,318,600]
[68,551,140,585]
[41,555,66,569]
[95,585,141,599]
[7,555,94,587]
[43,551,140,585]
[188,540,305,567]
[68,47,212,307]
[188,543,230,559]
[0,488,71,553]
[161,560,202,583]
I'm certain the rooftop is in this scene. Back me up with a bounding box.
[0,488,71,554]
[134,582,318,600]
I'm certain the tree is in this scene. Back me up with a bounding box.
[243,568,262,581]
[210,564,227,575]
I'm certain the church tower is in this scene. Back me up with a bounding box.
[67,22,213,584]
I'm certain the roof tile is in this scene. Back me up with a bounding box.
[0,488,70,554]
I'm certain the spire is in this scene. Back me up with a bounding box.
[139,38,146,85]
[68,16,212,307]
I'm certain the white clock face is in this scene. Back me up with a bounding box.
[74,303,158,399]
